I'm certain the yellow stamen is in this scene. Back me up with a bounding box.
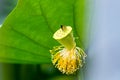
[51,47,86,74]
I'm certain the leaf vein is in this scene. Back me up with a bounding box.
[0,43,50,59]
[11,28,51,50]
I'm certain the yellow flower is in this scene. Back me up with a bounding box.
[50,46,86,74]
[50,25,87,74]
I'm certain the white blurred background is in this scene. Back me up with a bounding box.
[86,0,120,80]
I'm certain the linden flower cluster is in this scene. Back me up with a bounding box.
[50,25,87,75]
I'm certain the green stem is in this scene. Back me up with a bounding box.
[78,68,84,80]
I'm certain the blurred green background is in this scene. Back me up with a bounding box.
[0,0,79,80]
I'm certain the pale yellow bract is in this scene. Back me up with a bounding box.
[53,26,72,40]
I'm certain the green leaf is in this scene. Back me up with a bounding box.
[0,0,88,64]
